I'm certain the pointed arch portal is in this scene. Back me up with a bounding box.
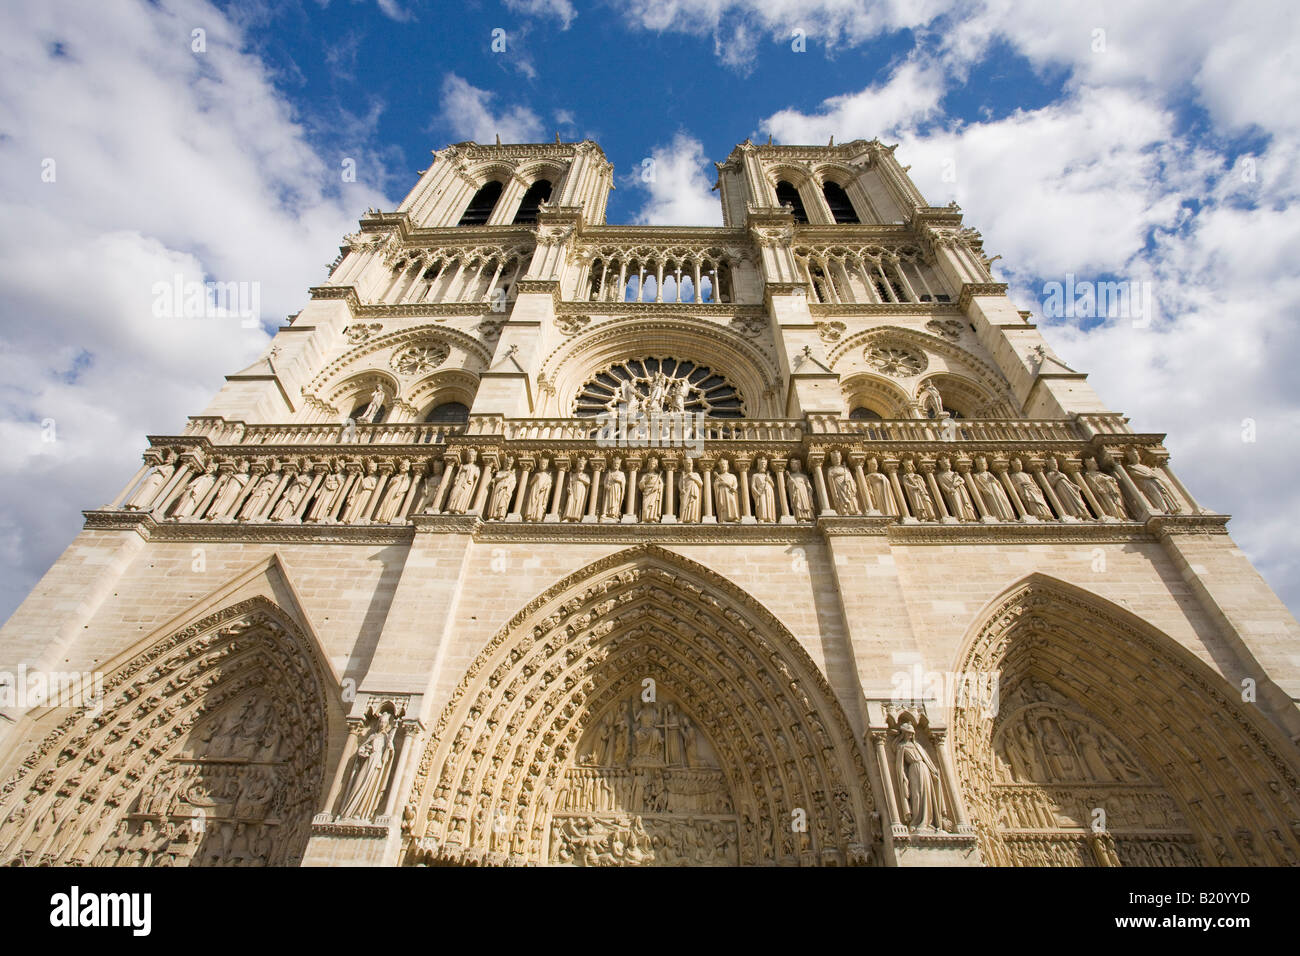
[951,575,1300,866]
[404,546,878,866]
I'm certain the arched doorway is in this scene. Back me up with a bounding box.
[403,546,879,866]
[0,597,332,866]
[951,575,1300,866]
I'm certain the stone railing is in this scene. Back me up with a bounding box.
[805,416,1080,442]
[182,417,460,446]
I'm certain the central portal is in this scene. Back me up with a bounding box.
[549,688,738,865]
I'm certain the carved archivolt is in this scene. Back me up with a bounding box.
[403,545,878,866]
[951,575,1300,866]
[0,597,335,867]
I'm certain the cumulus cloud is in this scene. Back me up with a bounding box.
[0,0,389,620]
[437,73,544,144]
[627,133,724,226]
[505,0,578,30]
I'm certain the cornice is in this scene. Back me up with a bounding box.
[956,282,1010,311]
[887,521,1152,545]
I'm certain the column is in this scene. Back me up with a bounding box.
[364,463,395,522]
[849,454,872,515]
[773,460,791,521]
[547,459,567,521]
[1066,461,1104,521]
[702,463,715,522]
[471,455,494,516]
[109,458,154,509]
[587,461,603,520]
[398,462,427,520]
[737,457,753,522]
[811,454,833,514]
[994,461,1030,520]
[509,461,532,519]
[922,463,952,521]
[150,457,198,517]
[623,458,640,521]
[295,467,328,520]
[932,731,971,832]
[662,458,677,522]
[960,461,991,521]
[884,462,909,519]
[1030,462,1064,520]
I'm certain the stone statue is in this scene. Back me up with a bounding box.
[338,711,398,820]
[524,458,553,521]
[563,457,591,521]
[1044,456,1088,519]
[445,449,480,515]
[935,457,976,520]
[714,459,740,522]
[972,456,1015,520]
[647,371,669,411]
[618,380,640,418]
[894,720,943,830]
[670,379,689,414]
[1083,457,1126,519]
[602,456,626,518]
[750,457,776,523]
[639,457,663,522]
[826,451,860,515]
[919,381,944,419]
[863,458,896,516]
[1124,447,1181,513]
[126,455,174,510]
[270,471,311,521]
[206,464,248,520]
[1010,459,1053,519]
[305,467,343,522]
[900,460,937,520]
[487,456,517,520]
[170,463,217,519]
[679,458,703,523]
[359,385,386,424]
[374,460,412,523]
[237,471,279,520]
[341,462,379,523]
[786,458,815,521]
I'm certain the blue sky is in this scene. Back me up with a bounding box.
[1,0,1298,621]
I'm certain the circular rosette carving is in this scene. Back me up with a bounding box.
[574,357,744,418]
[864,345,927,377]
[391,343,450,376]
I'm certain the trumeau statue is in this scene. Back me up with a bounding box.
[894,720,943,830]
[679,457,703,522]
[602,456,626,518]
[786,458,815,521]
[1124,447,1181,513]
[900,460,937,521]
[750,456,776,523]
[445,449,480,514]
[826,450,860,515]
[639,457,663,522]
[564,457,591,521]
[524,457,553,521]
[714,459,740,522]
[338,710,398,820]
[972,455,1015,520]
[488,455,517,520]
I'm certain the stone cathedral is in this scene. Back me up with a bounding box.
[2,138,1299,869]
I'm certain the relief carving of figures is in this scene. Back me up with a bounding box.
[487,455,517,520]
[305,467,343,522]
[972,456,1015,520]
[445,449,481,514]
[238,470,279,520]
[205,464,248,520]
[270,471,311,521]
[373,460,412,523]
[602,456,626,518]
[714,459,740,522]
[524,457,553,521]
[826,451,860,515]
[338,709,398,820]
[563,457,591,521]
[1083,458,1127,519]
[126,454,175,509]
[170,463,217,519]
[1124,447,1181,513]
[341,462,379,523]
[1010,459,1053,519]
[900,460,937,520]
[894,720,944,830]
[786,458,815,521]
[863,458,896,516]
[1044,457,1088,518]
[935,457,976,520]
[750,457,776,523]
[638,458,663,522]
[678,458,703,523]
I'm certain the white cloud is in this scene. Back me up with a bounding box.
[628,133,724,226]
[761,59,946,143]
[437,73,544,144]
[505,0,578,30]
[0,0,388,621]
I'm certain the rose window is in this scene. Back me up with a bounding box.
[391,343,450,376]
[574,357,744,418]
[865,346,927,377]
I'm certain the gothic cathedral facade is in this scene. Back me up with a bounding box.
[2,139,1298,867]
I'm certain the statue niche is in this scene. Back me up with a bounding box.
[549,689,739,866]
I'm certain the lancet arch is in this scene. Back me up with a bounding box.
[0,597,335,867]
[951,574,1300,866]
[403,545,879,866]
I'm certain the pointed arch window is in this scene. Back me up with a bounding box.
[822,181,860,223]
[423,401,470,425]
[775,181,808,223]
[458,181,504,226]
[513,179,553,224]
